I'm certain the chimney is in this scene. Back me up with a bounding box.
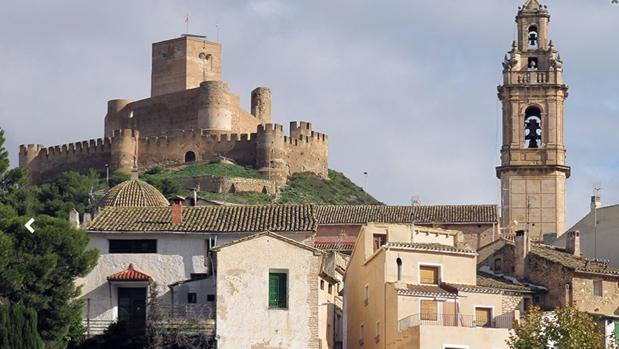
[171,203,183,224]
[69,208,80,229]
[191,187,198,206]
[590,195,601,212]
[83,213,93,227]
[514,229,530,279]
[565,230,581,256]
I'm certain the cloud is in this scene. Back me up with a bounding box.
[0,0,617,228]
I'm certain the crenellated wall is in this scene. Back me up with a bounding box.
[19,138,113,183]
[20,36,329,185]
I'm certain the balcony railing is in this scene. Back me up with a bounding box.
[504,70,562,85]
[399,313,515,331]
[156,304,215,321]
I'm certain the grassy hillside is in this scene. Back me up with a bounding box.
[140,162,380,205]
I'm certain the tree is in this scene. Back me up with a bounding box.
[507,305,607,349]
[0,213,99,348]
[34,170,104,220]
[0,302,44,349]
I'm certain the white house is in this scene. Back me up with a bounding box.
[77,179,317,336]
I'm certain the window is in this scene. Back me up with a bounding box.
[420,300,438,321]
[269,272,287,308]
[528,25,539,48]
[328,283,333,295]
[396,258,403,281]
[372,234,387,253]
[320,280,325,290]
[527,57,539,71]
[109,239,157,254]
[420,265,440,285]
[494,258,503,273]
[375,321,381,342]
[593,280,603,297]
[207,294,215,302]
[524,106,542,148]
[190,273,208,279]
[364,285,369,306]
[187,292,197,304]
[475,307,493,327]
[185,151,196,162]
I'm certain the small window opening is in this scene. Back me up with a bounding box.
[528,25,539,48]
[396,258,403,281]
[593,280,603,297]
[372,234,387,253]
[524,106,542,148]
[187,292,197,304]
[527,57,539,71]
[494,258,503,273]
[185,151,196,163]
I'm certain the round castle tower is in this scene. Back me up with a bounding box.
[251,87,272,124]
[198,81,232,132]
[110,129,139,173]
[104,99,133,138]
[255,123,287,185]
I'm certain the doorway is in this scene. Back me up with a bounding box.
[118,287,147,333]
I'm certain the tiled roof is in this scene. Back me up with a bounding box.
[314,205,498,225]
[314,242,355,253]
[529,243,619,277]
[384,242,478,256]
[88,205,317,233]
[101,179,170,207]
[396,284,457,298]
[107,264,151,281]
[498,239,619,277]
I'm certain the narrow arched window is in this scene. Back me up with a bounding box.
[185,151,196,163]
[494,258,503,273]
[396,258,402,281]
[528,25,538,49]
[524,106,542,148]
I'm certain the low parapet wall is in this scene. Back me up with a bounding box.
[175,175,278,195]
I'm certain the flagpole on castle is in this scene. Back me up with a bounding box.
[184,14,189,34]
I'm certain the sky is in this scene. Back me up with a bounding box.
[0,0,617,227]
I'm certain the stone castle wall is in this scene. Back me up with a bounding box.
[19,36,329,185]
[20,122,328,185]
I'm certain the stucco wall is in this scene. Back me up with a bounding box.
[77,232,210,322]
[393,325,510,349]
[216,235,322,349]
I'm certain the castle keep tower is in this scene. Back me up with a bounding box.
[497,0,570,240]
[151,35,222,97]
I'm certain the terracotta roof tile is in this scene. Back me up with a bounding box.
[396,284,458,297]
[88,205,317,233]
[384,242,478,256]
[107,264,151,281]
[101,179,170,207]
[314,205,498,225]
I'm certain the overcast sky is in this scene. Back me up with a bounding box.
[1,0,617,226]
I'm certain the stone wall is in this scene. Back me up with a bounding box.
[19,139,113,184]
[176,175,278,195]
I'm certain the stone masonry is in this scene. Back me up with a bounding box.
[19,35,328,185]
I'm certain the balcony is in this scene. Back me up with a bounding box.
[503,70,563,85]
[399,313,515,331]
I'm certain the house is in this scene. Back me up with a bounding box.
[77,179,317,336]
[548,195,619,268]
[479,229,619,346]
[213,232,340,348]
[344,223,536,349]
[314,205,499,252]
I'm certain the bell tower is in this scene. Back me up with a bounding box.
[496,0,570,241]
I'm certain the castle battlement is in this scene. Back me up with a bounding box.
[20,35,329,185]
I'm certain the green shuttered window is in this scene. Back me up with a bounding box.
[269,272,287,309]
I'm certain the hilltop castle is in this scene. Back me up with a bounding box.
[19,34,328,185]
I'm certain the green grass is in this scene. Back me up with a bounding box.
[140,162,380,205]
[279,170,381,205]
[142,162,265,180]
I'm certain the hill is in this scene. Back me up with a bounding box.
[139,162,380,205]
